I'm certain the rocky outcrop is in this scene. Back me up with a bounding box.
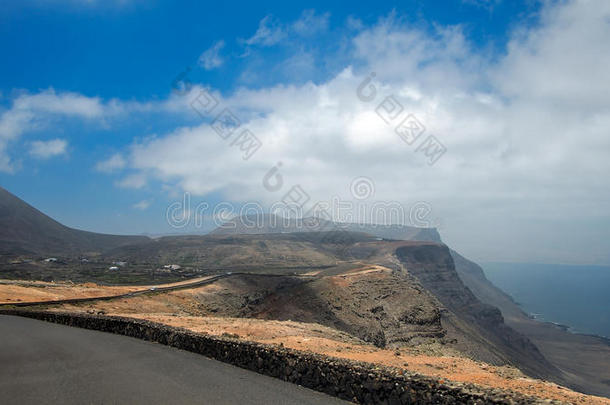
[0,310,562,405]
[396,244,563,383]
[194,272,447,348]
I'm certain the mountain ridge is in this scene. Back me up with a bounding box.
[0,186,149,257]
[211,213,442,242]
[2,188,607,397]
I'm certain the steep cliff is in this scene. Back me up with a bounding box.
[451,250,610,398]
[395,244,564,382]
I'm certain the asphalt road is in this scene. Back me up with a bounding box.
[0,315,349,405]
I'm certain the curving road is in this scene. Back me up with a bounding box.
[0,274,231,308]
[0,273,320,308]
[0,315,349,405]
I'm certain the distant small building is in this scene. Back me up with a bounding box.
[112,261,127,267]
[163,264,181,271]
[109,266,119,271]
[44,258,58,263]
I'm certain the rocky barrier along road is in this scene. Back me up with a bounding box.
[0,309,565,405]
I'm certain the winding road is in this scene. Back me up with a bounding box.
[0,274,231,307]
[0,315,349,404]
[0,272,321,308]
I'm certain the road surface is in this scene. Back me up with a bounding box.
[0,274,231,308]
[0,315,349,405]
[0,272,320,308]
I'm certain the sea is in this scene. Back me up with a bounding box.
[482,262,610,339]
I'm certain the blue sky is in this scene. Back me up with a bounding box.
[1,0,540,97]
[1,0,609,265]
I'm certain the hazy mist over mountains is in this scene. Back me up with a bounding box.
[1,1,609,266]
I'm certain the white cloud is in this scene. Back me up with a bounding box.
[132,199,152,210]
[274,50,316,80]
[292,10,330,36]
[116,173,147,189]
[115,1,610,264]
[95,153,126,173]
[0,89,107,171]
[0,89,104,141]
[243,10,330,49]
[28,138,68,159]
[461,0,502,10]
[495,0,610,108]
[244,15,284,47]
[12,89,105,118]
[1,3,605,264]
[198,40,225,70]
[346,16,364,31]
[0,87,206,173]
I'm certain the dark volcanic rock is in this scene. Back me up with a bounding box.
[396,244,563,382]
[0,310,562,405]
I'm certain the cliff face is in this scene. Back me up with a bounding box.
[450,250,529,322]
[395,244,563,382]
[451,250,610,398]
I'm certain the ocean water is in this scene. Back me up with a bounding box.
[482,262,610,338]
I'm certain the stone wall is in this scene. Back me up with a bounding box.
[0,309,559,404]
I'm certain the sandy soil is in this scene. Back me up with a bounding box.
[5,277,609,405]
[128,315,610,405]
[0,276,214,304]
[54,298,610,405]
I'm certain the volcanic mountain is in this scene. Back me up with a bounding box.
[2,188,608,398]
[0,186,148,256]
[210,214,610,397]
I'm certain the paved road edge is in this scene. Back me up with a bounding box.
[0,309,559,405]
